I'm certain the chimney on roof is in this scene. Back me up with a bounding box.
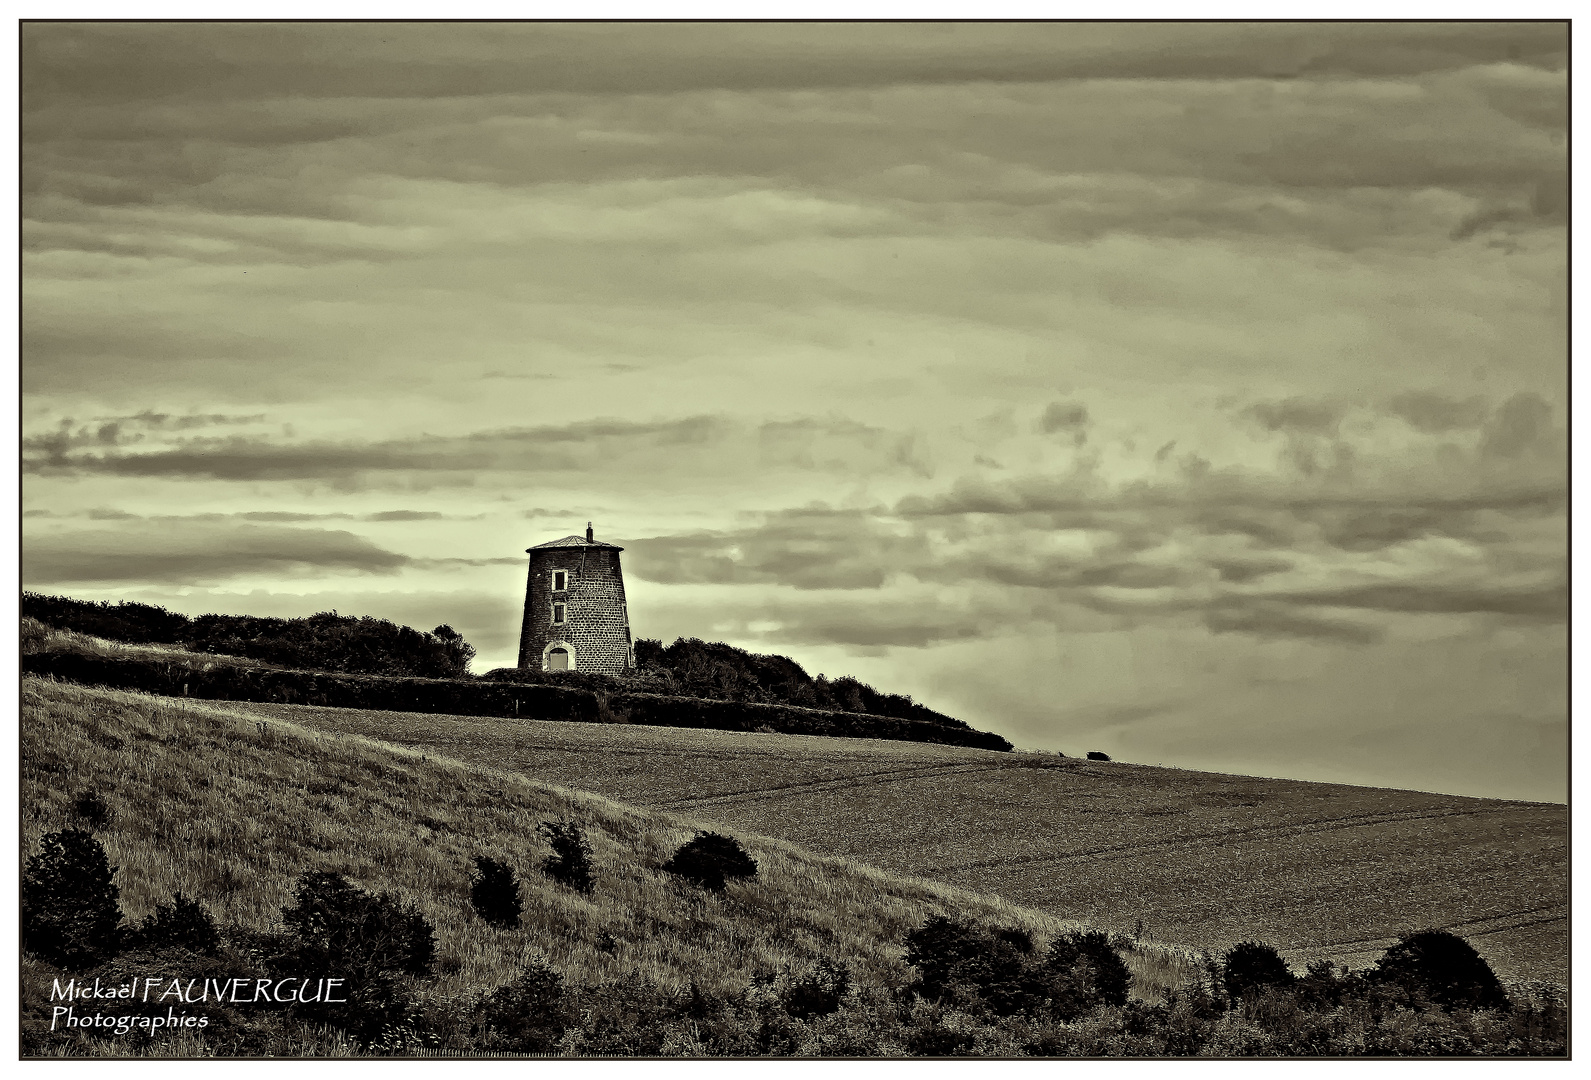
[586,522,594,542]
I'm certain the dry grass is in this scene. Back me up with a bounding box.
[25,676,1195,1007]
[223,698,1569,986]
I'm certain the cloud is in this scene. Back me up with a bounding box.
[1038,400,1090,446]
[1275,581,1567,621]
[21,23,1566,106]
[21,413,947,494]
[1384,391,1489,433]
[22,524,410,585]
[1480,392,1556,458]
[1243,397,1345,436]
[366,510,443,522]
[1204,601,1381,644]
[23,416,730,482]
[625,508,925,591]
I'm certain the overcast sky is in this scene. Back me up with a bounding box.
[21,21,1566,801]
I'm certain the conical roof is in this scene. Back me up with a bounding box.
[527,534,624,552]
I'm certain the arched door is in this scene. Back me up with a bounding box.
[548,647,570,671]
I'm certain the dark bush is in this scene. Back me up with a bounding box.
[480,959,570,1052]
[22,592,478,679]
[469,856,523,927]
[1087,751,1111,761]
[903,916,1046,1017]
[563,975,682,1055]
[431,624,477,676]
[22,828,124,970]
[1222,941,1296,1001]
[281,871,435,978]
[1372,929,1508,1011]
[279,870,437,1042]
[70,789,112,829]
[538,821,595,894]
[1294,959,1347,1009]
[662,832,758,892]
[905,1020,977,1057]
[22,592,191,644]
[781,958,852,1019]
[133,892,222,956]
[635,636,971,728]
[186,610,475,678]
[1045,930,1132,1013]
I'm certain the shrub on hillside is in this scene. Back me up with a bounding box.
[479,959,571,1053]
[780,958,852,1020]
[132,892,222,956]
[1223,941,1296,1001]
[663,831,758,892]
[1086,751,1111,761]
[282,870,436,978]
[22,828,125,970]
[1372,930,1508,1012]
[1044,930,1132,1014]
[70,789,112,829]
[279,870,437,1042]
[903,919,1133,1021]
[538,821,595,894]
[469,856,524,927]
[903,917,1047,1017]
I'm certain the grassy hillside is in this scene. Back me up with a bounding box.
[23,677,1212,1057]
[225,699,1569,987]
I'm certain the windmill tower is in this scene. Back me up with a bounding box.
[516,523,635,673]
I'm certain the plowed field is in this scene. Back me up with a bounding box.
[227,700,1569,985]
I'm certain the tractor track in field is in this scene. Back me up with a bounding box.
[931,805,1504,879]
[653,760,1016,810]
[1305,904,1571,958]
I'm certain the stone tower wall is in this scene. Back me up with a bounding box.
[516,546,634,673]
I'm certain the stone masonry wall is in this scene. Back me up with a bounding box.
[517,547,634,674]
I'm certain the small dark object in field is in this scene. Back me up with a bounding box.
[1086,751,1111,761]
[539,820,595,894]
[469,855,524,927]
[1373,929,1508,1011]
[133,892,221,956]
[22,828,124,970]
[663,831,758,892]
[1222,940,1295,1000]
[70,789,112,829]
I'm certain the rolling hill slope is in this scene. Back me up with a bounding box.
[27,676,1219,1056]
[226,698,1569,986]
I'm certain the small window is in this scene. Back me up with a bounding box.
[552,603,566,625]
[552,570,568,591]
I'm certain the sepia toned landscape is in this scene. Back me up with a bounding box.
[21,19,1567,1060]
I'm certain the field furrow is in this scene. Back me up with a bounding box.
[220,698,1568,984]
